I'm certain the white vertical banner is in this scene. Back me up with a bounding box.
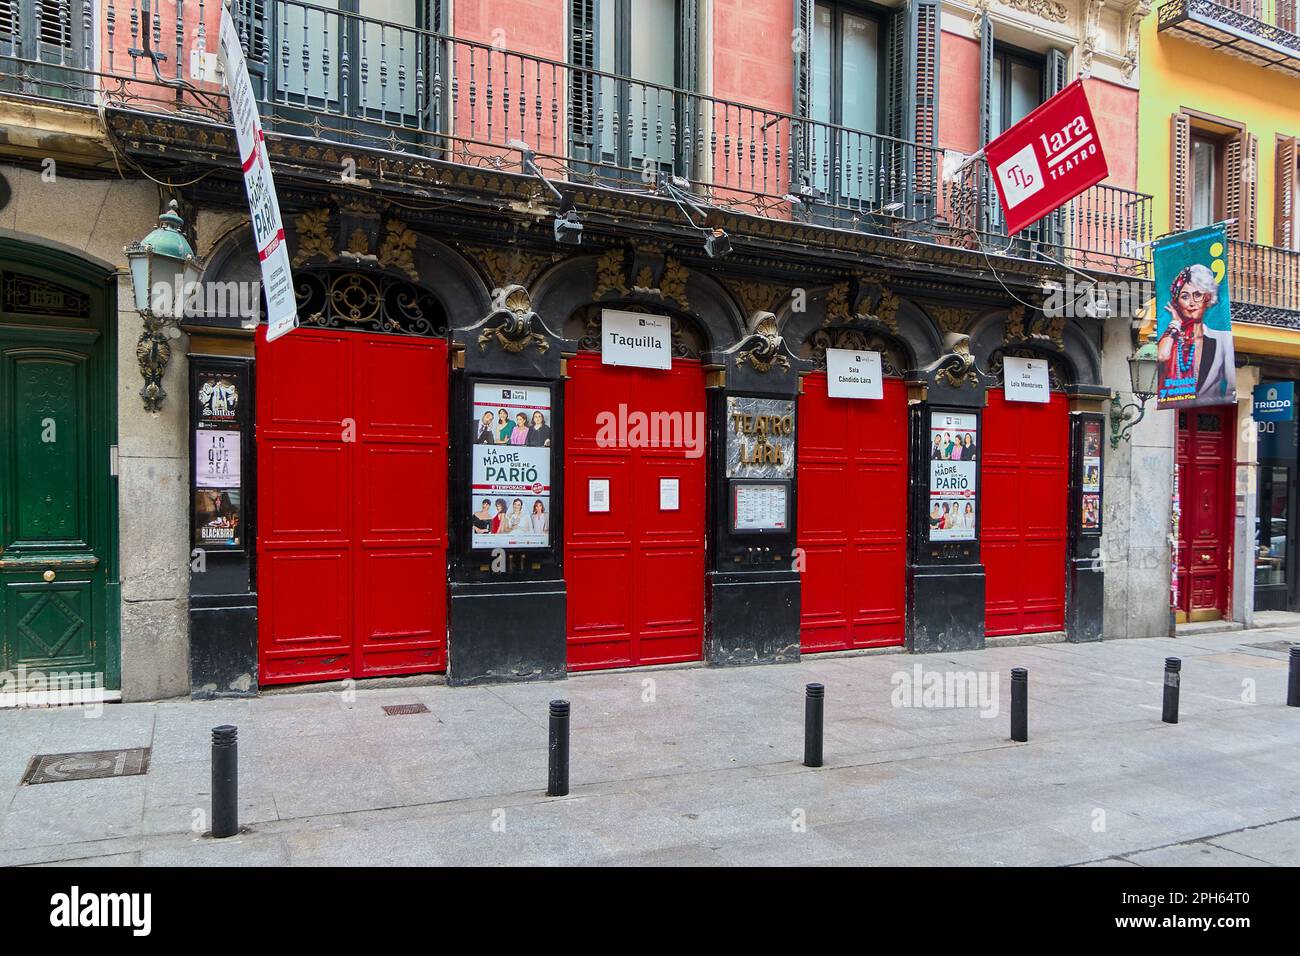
[218,4,297,341]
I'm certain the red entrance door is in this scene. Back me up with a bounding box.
[256,328,449,685]
[563,352,707,670]
[796,372,908,650]
[1176,406,1235,621]
[982,390,1069,636]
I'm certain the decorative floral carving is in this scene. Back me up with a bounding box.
[998,0,1069,22]
[593,246,629,299]
[937,335,980,389]
[346,228,370,256]
[1122,1,1152,82]
[807,328,905,377]
[866,288,903,335]
[823,281,851,326]
[377,220,420,282]
[1003,304,1066,350]
[292,208,335,267]
[657,258,690,310]
[927,304,976,335]
[464,245,553,290]
[730,279,788,318]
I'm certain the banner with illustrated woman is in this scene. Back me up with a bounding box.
[1153,224,1235,410]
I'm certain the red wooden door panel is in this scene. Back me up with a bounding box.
[256,328,448,685]
[563,352,706,670]
[796,372,908,651]
[982,391,1068,637]
[1176,407,1234,619]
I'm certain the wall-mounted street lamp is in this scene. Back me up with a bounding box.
[1109,340,1161,449]
[124,200,204,412]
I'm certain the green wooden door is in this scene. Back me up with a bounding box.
[0,245,117,694]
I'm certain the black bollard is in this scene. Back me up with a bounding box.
[547,700,570,797]
[1288,647,1300,708]
[1162,657,1181,724]
[1010,668,1028,742]
[803,683,825,768]
[210,725,238,839]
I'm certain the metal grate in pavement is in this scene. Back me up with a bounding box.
[22,748,151,785]
[382,703,430,716]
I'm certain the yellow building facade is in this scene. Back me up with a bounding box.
[1139,1,1300,621]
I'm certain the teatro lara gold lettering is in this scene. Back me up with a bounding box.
[730,411,794,467]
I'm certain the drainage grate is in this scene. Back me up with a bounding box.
[22,748,151,785]
[382,703,430,716]
[1245,640,1298,653]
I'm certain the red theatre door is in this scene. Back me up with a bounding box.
[1175,406,1235,622]
[563,351,707,670]
[256,328,449,685]
[796,373,909,650]
[982,390,1069,636]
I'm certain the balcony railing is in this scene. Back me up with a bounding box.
[1158,0,1300,74]
[1230,239,1300,325]
[0,0,1152,276]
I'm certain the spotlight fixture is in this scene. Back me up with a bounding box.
[783,182,825,205]
[704,227,732,259]
[554,209,584,245]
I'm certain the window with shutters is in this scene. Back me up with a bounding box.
[569,0,700,178]
[263,1,429,123]
[1170,110,1258,244]
[808,1,886,203]
[0,0,89,100]
[989,44,1044,138]
[1278,136,1298,251]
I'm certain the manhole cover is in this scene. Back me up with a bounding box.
[382,703,429,716]
[22,748,151,785]
[1245,640,1298,653]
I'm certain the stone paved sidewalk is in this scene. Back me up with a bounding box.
[1,628,1298,866]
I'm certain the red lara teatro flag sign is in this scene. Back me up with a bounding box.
[983,80,1109,237]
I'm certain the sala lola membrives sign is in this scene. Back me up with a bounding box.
[983,79,1109,237]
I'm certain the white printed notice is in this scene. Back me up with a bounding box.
[733,483,788,531]
[196,430,241,488]
[470,383,552,549]
[601,309,672,369]
[1003,355,1050,403]
[218,6,296,341]
[825,348,884,400]
[928,411,977,541]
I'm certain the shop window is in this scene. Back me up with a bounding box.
[1256,465,1289,589]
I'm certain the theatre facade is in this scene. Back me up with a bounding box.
[0,0,1161,698]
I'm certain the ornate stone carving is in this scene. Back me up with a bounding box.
[998,0,1069,22]
[593,246,629,299]
[292,208,335,267]
[807,327,906,377]
[377,220,420,282]
[1003,304,1066,350]
[657,258,690,310]
[1122,1,1152,82]
[927,304,977,335]
[823,281,852,326]
[477,284,550,355]
[464,244,554,290]
[937,333,980,388]
[736,312,790,373]
[865,288,902,335]
[971,0,991,36]
[730,278,789,318]
[1081,0,1107,76]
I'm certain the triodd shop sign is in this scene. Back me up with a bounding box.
[929,411,978,542]
[470,383,552,549]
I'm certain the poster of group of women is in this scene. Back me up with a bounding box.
[929,412,978,541]
[470,383,552,549]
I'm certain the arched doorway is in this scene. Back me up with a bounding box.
[982,348,1071,637]
[796,328,911,651]
[255,267,451,684]
[562,304,709,670]
[0,240,117,691]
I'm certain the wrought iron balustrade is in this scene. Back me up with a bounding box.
[1158,0,1300,73]
[0,0,1153,276]
[1229,238,1300,326]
